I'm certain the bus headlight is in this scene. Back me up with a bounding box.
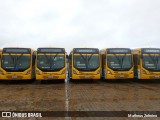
[36,70,40,75]
[61,70,66,74]
[142,70,147,74]
[0,70,4,75]
[97,70,101,74]
[26,70,31,75]
[107,70,111,74]
[73,70,77,74]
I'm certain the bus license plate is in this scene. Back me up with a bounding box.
[155,75,159,78]
[85,75,91,78]
[120,75,124,78]
[12,75,17,79]
[48,76,53,79]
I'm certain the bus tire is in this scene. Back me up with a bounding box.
[60,79,65,83]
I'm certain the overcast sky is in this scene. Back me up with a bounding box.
[0,0,160,53]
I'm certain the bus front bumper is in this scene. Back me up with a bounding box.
[0,74,33,80]
[72,74,100,80]
[36,74,66,80]
[141,74,160,79]
[106,73,134,79]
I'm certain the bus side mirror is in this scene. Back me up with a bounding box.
[66,55,69,59]
[141,55,143,59]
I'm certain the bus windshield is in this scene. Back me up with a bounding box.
[74,54,100,71]
[142,54,160,71]
[107,54,132,71]
[2,54,30,72]
[37,54,65,71]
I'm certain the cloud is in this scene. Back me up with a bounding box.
[0,0,160,53]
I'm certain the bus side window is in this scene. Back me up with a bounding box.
[101,54,106,77]
[66,55,69,59]
[133,54,139,78]
[68,54,72,66]
[32,54,36,66]
[133,54,138,66]
[69,54,72,61]
[137,54,140,65]
[102,54,106,66]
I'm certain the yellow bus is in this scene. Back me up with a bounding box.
[35,48,67,81]
[68,48,101,80]
[0,49,1,57]
[0,48,36,80]
[133,48,160,79]
[100,48,134,79]
[0,49,2,64]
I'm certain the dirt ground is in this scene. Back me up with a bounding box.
[0,79,159,120]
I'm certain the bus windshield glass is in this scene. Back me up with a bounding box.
[74,54,100,71]
[2,55,30,71]
[37,54,65,71]
[107,55,132,71]
[142,54,160,71]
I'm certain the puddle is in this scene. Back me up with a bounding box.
[65,78,70,119]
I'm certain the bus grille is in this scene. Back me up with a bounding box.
[149,76,160,79]
[114,75,129,79]
[43,76,59,79]
[79,76,95,79]
[6,76,23,79]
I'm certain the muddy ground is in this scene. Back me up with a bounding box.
[0,79,159,120]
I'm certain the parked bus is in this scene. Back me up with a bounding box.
[0,49,2,63]
[0,49,1,57]
[35,48,67,81]
[100,48,134,79]
[68,48,101,80]
[133,48,160,79]
[0,48,35,80]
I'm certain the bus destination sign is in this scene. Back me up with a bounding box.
[107,48,131,54]
[74,48,99,53]
[37,48,64,53]
[142,48,160,53]
[3,48,30,53]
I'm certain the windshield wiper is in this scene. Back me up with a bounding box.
[80,53,95,69]
[79,53,87,68]
[88,53,94,62]
[7,53,16,68]
[87,53,94,69]
[43,53,59,69]
[154,54,160,70]
[43,53,52,69]
[50,53,59,69]
[148,54,157,69]
[3,53,25,70]
[121,54,127,69]
[15,53,24,69]
[157,55,160,69]
[112,54,121,68]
